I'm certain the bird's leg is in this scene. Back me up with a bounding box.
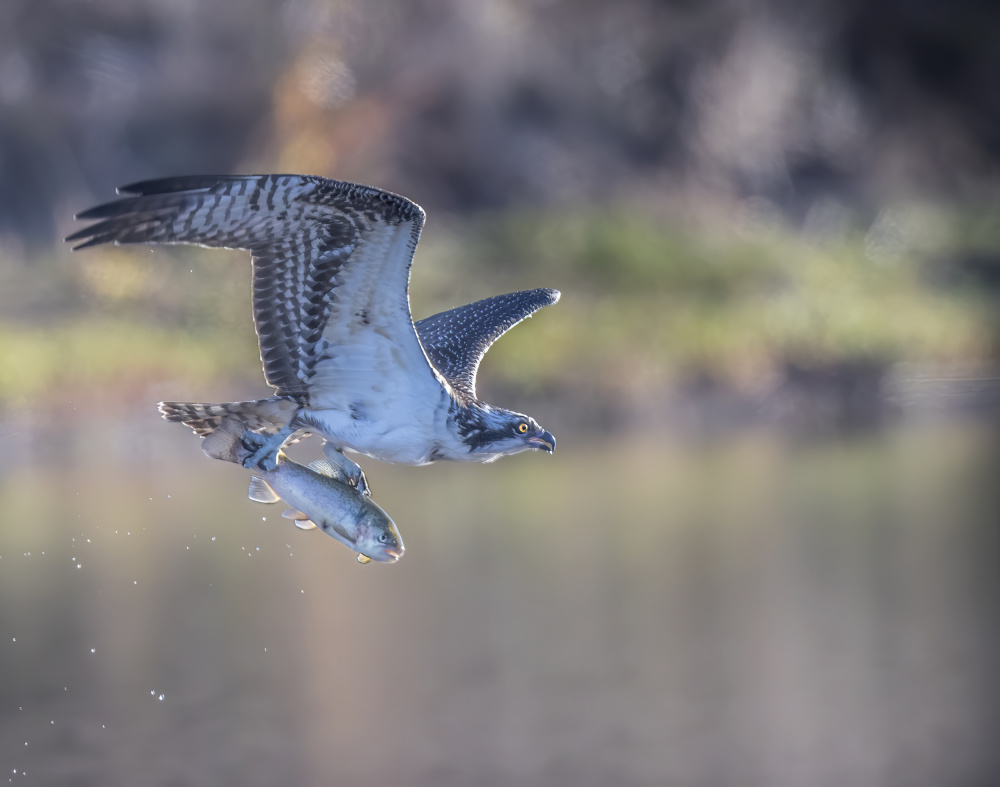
[240,423,296,471]
[322,441,370,497]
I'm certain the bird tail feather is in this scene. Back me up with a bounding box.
[157,397,299,437]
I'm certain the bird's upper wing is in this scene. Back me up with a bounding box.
[68,174,444,404]
[414,288,560,401]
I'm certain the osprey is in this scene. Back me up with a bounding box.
[67,174,558,492]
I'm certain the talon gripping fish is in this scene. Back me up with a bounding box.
[203,417,404,563]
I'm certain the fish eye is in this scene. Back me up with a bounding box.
[517,422,528,434]
[378,533,389,543]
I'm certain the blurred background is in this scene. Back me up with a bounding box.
[1,0,998,784]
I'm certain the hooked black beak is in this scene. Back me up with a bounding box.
[528,430,556,453]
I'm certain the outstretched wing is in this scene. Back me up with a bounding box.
[414,288,560,401]
[67,174,443,404]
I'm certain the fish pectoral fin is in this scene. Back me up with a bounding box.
[293,520,318,531]
[321,520,355,543]
[248,476,281,504]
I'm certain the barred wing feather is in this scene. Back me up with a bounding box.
[414,288,560,401]
[67,174,441,404]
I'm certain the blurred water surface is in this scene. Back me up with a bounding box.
[0,413,996,786]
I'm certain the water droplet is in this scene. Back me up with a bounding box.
[76,564,82,569]
[211,537,216,541]
[150,691,155,696]
[357,554,372,564]
[133,581,137,585]
[158,694,164,701]
[90,648,95,653]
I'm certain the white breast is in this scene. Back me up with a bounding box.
[301,386,462,465]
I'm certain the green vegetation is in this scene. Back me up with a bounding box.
[1,203,996,408]
[442,204,996,393]
[0,321,258,408]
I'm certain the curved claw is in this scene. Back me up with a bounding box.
[321,442,372,497]
[240,426,292,471]
[243,447,279,471]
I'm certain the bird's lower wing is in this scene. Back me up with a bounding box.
[301,218,447,411]
[415,288,560,400]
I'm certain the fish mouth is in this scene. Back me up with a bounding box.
[382,545,404,562]
[527,431,556,453]
[360,545,404,563]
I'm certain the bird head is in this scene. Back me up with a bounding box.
[460,405,556,459]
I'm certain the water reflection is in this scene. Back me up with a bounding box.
[0,413,996,786]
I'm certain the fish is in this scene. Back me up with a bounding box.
[202,417,404,563]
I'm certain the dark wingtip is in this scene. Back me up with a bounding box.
[64,228,107,250]
[522,287,560,307]
[117,175,228,196]
[68,238,102,251]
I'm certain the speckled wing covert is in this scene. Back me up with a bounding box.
[66,174,439,403]
[414,288,560,401]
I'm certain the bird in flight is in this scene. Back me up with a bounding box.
[67,174,558,493]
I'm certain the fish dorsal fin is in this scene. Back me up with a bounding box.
[281,508,310,521]
[248,476,280,504]
[307,458,349,482]
[294,520,317,531]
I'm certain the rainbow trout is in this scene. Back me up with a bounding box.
[203,418,403,563]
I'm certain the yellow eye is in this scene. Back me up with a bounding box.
[517,423,528,433]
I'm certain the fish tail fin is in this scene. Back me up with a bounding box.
[158,396,300,438]
[200,416,250,465]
